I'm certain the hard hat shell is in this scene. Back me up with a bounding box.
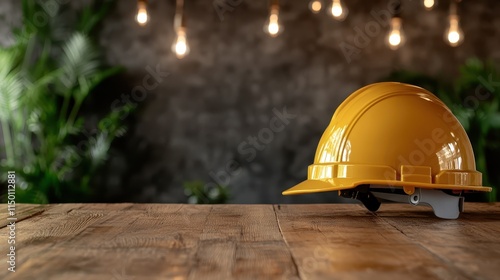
[283,82,492,196]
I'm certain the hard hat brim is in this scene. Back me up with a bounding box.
[282,180,341,195]
[282,179,492,195]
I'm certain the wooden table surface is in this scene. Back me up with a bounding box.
[1,203,499,280]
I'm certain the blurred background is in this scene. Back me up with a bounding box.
[0,0,499,204]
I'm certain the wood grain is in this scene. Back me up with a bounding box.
[0,203,498,279]
[373,203,500,280]
[0,204,47,228]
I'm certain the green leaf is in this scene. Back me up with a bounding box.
[2,0,125,204]
[77,0,116,35]
[58,33,100,92]
[27,109,42,133]
[0,51,24,121]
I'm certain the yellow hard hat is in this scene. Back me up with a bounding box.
[282,82,491,219]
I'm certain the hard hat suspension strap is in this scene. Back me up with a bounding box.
[339,185,381,212]
[370,186,464,219]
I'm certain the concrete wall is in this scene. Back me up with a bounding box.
[1,0,499,203]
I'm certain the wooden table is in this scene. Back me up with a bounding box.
[1,203,499,279]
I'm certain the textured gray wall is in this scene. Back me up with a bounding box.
[1,0,500,203]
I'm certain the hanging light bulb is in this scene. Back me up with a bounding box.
[172,0,190,59]
[266,10,281,36]
[264,0,283,37]
[445,15,464,46]
[423,0,436,10]
[136,0,149,26]
[386,1,405,50]
[172,27,190,59]
[328,0,348,21]
[309,0,323,14]
[386,17,405,50]
[444,2,464,47]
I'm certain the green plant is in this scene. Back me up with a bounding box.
[183,181,229,204]
[0,0,130,203]
[384,59,500,201]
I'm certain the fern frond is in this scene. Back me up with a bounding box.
[58,33,100,91]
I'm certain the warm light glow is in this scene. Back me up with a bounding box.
[268,21,280,36]
[386,17,405,50]
[389,33,402,46]
[264,7,282,37]
[136,1,148,26]
[331,2,342,17]
[447,31,460,44]
[309,0,322,13]
[175,39,187,56]
[445,15,464,47]
[423,0,435,10]
[328,0,348,21]
[172,29,190,59]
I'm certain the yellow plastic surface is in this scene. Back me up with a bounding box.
[283,82,492,196]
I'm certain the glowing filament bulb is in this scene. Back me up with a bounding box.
[136,1,149,26]
[445,15,464,47]
[264,7,283,37]
[172,28,190,59]
[328,0,348,21]
[268,14,279,35]
[331,1,342,17]
[309,0,323,14]
[386,17,405,50]
[423,0,435,10]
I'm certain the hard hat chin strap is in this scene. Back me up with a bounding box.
[341,185,464,219]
